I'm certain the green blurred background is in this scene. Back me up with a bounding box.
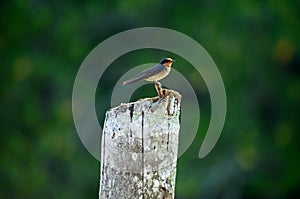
[1,0,300,198]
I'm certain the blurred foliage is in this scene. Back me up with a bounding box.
[1,0,300,198]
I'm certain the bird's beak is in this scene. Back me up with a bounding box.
[172,60,176,62]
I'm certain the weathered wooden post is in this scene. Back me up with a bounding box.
[99,90,181,199]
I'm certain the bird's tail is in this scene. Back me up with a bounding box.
[122,75,146,85]
[122,80,132,85]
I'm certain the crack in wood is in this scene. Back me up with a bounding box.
[100,129,106,192]
[159,186,172,199]
[167,119,170,151]
[173,99,178,115]
[167,95,172,115]
[141,110,145,199]
[129,104,134,122]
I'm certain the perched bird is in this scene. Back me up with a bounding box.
[122,58,175,85]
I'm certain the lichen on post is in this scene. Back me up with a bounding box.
[99,90,181,199]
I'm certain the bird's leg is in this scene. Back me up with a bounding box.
[154,81,163,97]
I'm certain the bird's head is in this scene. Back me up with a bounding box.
[160,58,175,67]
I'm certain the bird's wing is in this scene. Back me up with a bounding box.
[123,64,165,85]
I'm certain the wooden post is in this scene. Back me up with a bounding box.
[99,90,181,199]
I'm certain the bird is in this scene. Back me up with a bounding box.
[122,58,175,97]
[122,58,175,85]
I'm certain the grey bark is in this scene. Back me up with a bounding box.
[99,90,181,199]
